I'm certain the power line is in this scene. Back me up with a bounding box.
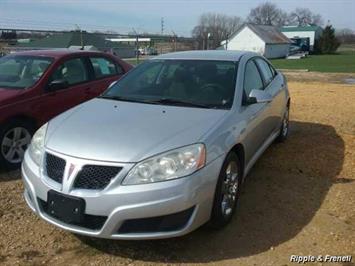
[0,16,193,36]
[0,17,159,35]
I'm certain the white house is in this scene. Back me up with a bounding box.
[281,25,323,51]
[222,24,291,59]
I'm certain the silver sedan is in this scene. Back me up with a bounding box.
[22,51,290,239]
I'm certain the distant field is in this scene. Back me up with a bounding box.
[124,56,151,65]
[124,58,141,65]
[124,48,355,73]
[337,43,355,52]
[271,51,355,73]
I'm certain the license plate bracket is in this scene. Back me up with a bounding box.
[47,190,85,224]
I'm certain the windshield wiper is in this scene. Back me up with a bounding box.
[146,98,212,108]
[98,95,149,104]
[99,96,215,109]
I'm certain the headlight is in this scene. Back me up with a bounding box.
[122,143,206,185]
[29,123,48,165]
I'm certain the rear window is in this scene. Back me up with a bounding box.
[89,57,123,78]
[0,55,53,89]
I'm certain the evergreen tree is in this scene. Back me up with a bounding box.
[315,25,340,54]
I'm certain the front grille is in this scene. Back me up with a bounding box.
[45,153,66,184]
[118,207,195,234]
[73,165,122,190]
[37,198,107,231]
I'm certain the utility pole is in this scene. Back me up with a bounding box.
[225,34,229,50]
[161,17,164,35]
[75,24,84,50]
[207,33,211,50]
[132,28,139,64]
[172,30,177,52]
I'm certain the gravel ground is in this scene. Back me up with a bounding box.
[0,73,354,266]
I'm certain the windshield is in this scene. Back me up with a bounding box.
[103,59,237,109]
[0,55,53,89]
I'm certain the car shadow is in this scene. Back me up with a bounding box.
[76,121,344,262]
[0,169,21,182]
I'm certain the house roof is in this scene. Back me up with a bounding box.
[281,25,322,32]
[17,31,130,49]
[230,24,291,44]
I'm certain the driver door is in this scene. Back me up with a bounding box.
[241,59,274,164]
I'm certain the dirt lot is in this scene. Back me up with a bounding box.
[0,72,354,266]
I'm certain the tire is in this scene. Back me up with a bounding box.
[209,152,242,229]
[0,120,34,170]
[276,105,290,143]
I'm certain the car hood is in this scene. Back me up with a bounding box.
[0,88,23,106]
[46,98,228,163]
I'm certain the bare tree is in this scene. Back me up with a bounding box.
[247,2,287,26]
[276,10,292,26]
[336,28,355,44]
[192,13,242,49]
[289,8,324,26]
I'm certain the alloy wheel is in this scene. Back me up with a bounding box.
[282,108,289,137]
[1,127,32,164]
[221,161,239,218]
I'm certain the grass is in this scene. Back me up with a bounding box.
[271,51,355,73]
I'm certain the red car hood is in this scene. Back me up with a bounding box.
[0,88,23,107]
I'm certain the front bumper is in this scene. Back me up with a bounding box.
[22,150,223,239]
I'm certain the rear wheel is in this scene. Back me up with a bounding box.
[209,152,242,228]
[0,120,34,170]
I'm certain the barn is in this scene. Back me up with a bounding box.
[281,25,323,51]
[222,24,291,59]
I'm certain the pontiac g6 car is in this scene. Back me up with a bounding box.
[22,51,290,239]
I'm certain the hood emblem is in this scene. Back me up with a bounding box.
[67,163,76,179]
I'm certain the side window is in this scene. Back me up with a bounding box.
[244,60,264,97]
[50,58,88,85]
[269,64,277,77]
[255,58,274,86]
[89,57,123,79]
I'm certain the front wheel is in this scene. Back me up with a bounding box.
[209,152,242,229]
[0,120,34,170]
[276,105,289,142]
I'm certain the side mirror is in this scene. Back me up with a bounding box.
[47,79,68,92]
[247,89,273,104]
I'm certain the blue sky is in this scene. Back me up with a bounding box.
[0,0,354,36]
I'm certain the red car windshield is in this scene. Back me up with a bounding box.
[0,55,53,89]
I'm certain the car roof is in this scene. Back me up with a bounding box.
[152,50,257,62]
[9,49,111,59]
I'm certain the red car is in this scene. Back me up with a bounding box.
[0,50,132,169]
